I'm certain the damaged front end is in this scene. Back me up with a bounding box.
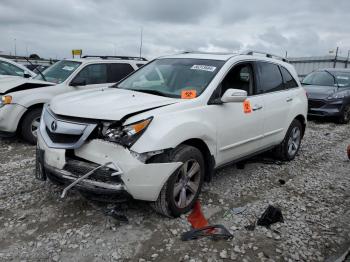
[36,105,181,202]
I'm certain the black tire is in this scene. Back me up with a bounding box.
[150,145,205,217]
[337,105,350,124]
[274,119,303,161]
[21,108,42,145]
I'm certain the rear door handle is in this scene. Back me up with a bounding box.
[252,105,263,111]
[286,97,293,102]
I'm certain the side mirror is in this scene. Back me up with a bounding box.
[70,78,86,87]
[221,89,247,103]
[23,73,32,78]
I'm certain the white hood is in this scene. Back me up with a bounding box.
[0,76,54,94]
[50,88,179,121]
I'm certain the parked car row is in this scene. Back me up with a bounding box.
[0,50,348,217]
[0,55,147,143]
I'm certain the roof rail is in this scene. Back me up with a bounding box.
[241,50,288,62]
[81,55,147,61]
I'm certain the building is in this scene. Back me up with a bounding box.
[288,55,349,79]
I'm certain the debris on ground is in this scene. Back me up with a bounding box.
[181,225,233,241]
[257,205,284,228]
[187,201,208,229]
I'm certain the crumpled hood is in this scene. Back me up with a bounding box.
[303,85,337,100]
[0,76,54,94]
[50,88,179,121]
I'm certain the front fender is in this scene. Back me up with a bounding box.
[131,106,217,157]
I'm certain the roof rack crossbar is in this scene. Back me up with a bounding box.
[241,50,288,62]
[81,55,147,61]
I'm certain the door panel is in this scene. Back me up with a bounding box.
[215,96,265,165]
[256,61,290,147]
[214,62,265,166]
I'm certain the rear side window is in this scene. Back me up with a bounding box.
[73,64,107,85]
[280,67,298,88]
[257,62,284,94]
[107,63,135,83]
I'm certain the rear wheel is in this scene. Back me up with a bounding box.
[337,105,350,124]
[21,108,42,145]
[274,119,303,161]
[151,145,205,217]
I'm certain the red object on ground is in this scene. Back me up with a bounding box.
[187,201,209,229]
[347,144,350,160]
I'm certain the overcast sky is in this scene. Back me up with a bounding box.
[0,0,349,60]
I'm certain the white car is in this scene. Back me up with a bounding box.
[0,56,147,143]
[36,51,308,217]
[0,57,36,78]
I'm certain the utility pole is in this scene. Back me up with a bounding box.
[14,38,17,57]
[346,50,350,68]
[285,50,288,59]
[333,46,339,68]
[139,27,143,59]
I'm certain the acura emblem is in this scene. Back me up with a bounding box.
[51,121,57,131]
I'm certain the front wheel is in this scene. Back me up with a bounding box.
[21,108,42,145]
[337,105,350,124]
[274,119,303,161]
[151,145,205,217]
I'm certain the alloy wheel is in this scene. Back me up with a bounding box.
[173,159,201,209]
[31,117,41,138]
[287,126,301,157]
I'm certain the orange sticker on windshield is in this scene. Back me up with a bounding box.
[243,100,252,113]
[181,90,197,99]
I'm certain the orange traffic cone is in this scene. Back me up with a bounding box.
[187,201,209,229]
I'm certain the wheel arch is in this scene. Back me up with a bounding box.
[17,103,44,134]
[294,114,306,138]
[179,138,215,183]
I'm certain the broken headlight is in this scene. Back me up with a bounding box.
[102,117,153,147]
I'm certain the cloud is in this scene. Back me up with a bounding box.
[0,0,349,59]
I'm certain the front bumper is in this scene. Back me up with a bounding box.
[37,133,182,201]
[308,98,345,117]
[0,104,27,133]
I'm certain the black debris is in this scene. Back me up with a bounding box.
[181,225,233,241]
[257,205,284,228]
[278,179,286,185]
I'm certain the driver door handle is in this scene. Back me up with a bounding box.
[286,97,293,102]
[252,105,263,111]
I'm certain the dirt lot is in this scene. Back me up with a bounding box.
[0,120,349,262]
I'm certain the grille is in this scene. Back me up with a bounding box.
[308,99,325,109]
[63,159,122,183]
[46,127,81,144]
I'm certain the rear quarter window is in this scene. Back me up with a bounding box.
[107,63,135,83]
[257,62,284,94]
[280,67,298,88]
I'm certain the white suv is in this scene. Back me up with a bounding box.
[0,56,147,143]
[36,51,308,217]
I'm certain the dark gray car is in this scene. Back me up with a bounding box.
[302,68,350,123]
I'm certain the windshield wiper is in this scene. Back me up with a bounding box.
[24,57,47,82]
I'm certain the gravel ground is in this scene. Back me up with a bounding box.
[0,120,349,262]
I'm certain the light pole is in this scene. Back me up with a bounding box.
[346,50,350,68]
[14,38,17,57]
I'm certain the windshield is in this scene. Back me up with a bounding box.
[0,61,25,77]
[34,60,81,84]
[117,58,225,98]
[302,71,335,87]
